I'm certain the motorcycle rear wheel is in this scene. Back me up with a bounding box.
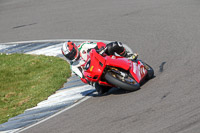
[105,70,140,91]
[141,61,154,79]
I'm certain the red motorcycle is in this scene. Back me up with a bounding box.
[83,48,154,93]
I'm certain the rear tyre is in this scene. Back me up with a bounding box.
[142,61,154,79]
[104,71,140,91]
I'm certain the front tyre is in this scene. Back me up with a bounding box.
[104,71,140,91]
[95,83,112,95]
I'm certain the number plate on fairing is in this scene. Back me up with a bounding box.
[131,61,147,83]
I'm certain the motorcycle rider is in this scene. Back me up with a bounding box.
[61,40,138,95]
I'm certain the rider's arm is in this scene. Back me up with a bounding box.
[79,41,106,53]
[71,65,89,84]
[71,65,83,78]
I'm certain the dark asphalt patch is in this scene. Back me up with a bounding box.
[159,62,166,72]
[161,92,171,100]
[12,23,37,29]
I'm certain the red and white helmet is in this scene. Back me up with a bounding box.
[61,41,80,62]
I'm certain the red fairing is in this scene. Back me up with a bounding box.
[81,78,88,84]
[83,49,106,82]
[105,56,130,70]
[83,49,150,88]
[105,56,147,83]
[129,61,148,83]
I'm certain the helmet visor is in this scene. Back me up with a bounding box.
[65,47,77,60]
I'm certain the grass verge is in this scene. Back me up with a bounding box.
[0,53,71,124]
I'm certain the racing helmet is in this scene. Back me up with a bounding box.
[61,41,80,62]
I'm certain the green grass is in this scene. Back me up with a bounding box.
[0,53,71,124]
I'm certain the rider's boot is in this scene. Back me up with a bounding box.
[126,53,138,60]
[106,41,138,60]
[120,50,138,60]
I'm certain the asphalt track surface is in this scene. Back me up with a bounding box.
[1,0,200,133]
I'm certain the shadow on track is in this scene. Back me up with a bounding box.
[92,73,157,97]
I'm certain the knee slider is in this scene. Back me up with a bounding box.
[106,43,115,55]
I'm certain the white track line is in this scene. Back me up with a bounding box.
[0,39,132,133]
[0,39,112,45]
[17,96,92,133]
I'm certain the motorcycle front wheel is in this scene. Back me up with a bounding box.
[95,83,112,95]
[104,70,140,91]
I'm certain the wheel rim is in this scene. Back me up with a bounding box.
[108,70,137,85]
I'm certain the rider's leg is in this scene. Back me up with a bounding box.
[106,41,138,60]
[106,41,126,56]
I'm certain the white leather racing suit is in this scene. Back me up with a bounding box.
[71,41,106,84]
[71,41,130,84]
